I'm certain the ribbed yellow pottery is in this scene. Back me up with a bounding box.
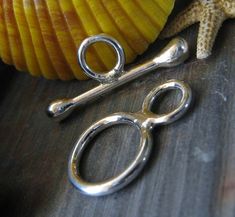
[0,0,174,80]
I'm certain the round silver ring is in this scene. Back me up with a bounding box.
[142,79,192,125]
[78,34,125,83]
[68,113,152,196]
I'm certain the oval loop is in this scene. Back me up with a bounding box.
[142,80,192,126]
[78,34,125,84]
[68,113,152,196]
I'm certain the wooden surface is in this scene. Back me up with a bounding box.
[0,2,235,217]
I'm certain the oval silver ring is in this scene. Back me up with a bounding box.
[78,34,125,83]
[142,79,192,125]
[68,113,152,196]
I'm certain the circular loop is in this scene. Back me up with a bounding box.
[78,34,125,83]
[68,113,152,196]
[142,79,192,125]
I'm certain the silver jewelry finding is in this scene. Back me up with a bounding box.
[78,34,125,83]
[47,34,189,121]
[68,79,192,196]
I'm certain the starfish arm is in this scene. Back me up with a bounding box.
[161,0,201,38]
[197,9,225,59]
[220,0,235,18]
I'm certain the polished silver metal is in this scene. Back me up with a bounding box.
[68,79,192,196]
[47,34,189,121]
[78,34,125,83]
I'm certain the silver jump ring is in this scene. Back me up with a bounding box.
[78,34,125,84]
[142,80,192,125]
[68,113,152,196]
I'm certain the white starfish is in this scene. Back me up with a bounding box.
[161,0,235,59]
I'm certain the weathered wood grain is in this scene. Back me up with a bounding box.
[0,1,235,217]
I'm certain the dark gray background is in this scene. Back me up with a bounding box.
[0,1,234,217]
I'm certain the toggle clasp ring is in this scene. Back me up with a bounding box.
[68,80,192,196]
[68,113,152,196]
